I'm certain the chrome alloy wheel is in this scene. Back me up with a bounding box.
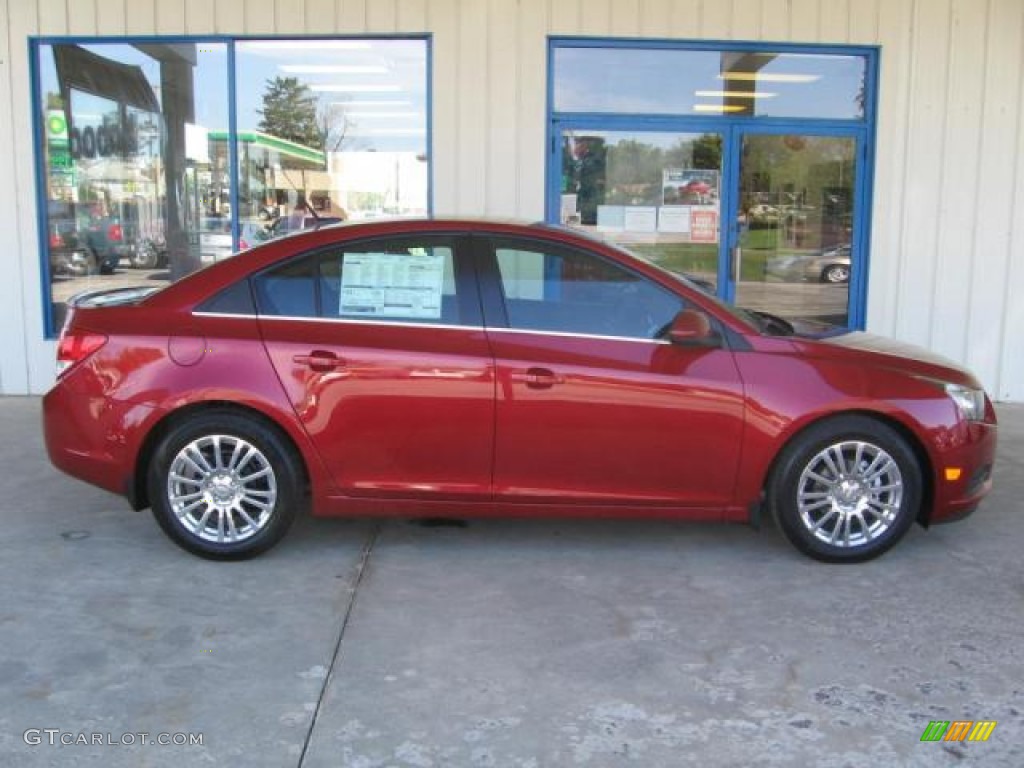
[796,440,904,548]
[823,265,850,283]
[166,435,278,544]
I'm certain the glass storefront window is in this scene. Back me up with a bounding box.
[553,46,867,120]
[233,39,429,250]
[34,37,430,335]
[36,41,230,331]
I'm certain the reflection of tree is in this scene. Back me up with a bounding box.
[563,133,727,221]
[257,77,322,149]
[743,136,853,206]
[742,135,855,248]
[316,102,358,158]
[605,139,663,204]
[564,134,727,210]
[258,77,342,207]
[690,134,722,170]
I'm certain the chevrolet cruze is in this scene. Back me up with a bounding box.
[43,219,997,562]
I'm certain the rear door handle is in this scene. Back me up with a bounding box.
[509,367,564,389]
[293,350,345,372]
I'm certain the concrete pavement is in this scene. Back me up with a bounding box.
[1,396,1021,766]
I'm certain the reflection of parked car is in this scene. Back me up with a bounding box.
[44,219,995,564]
[129,236,168,269]
[768,244,851,284]
[47,201,96,277]
[749,204,780,220]
[83,215,132,274]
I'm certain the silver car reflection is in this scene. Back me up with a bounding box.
[767,244,851,284]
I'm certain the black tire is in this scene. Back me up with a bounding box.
[769,415,922,563]
[148,411,302,560]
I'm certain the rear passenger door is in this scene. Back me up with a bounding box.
[255,234,495,501]
[479,236,746,508]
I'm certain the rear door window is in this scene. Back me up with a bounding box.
[253,236,479,326]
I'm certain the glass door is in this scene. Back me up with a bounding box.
[731,132,858,330]
[552,126,866,331]
[557,129,725,294]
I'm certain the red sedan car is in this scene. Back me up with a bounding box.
[43,219,997,562]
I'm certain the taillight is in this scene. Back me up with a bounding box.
[50,232,64,248]
[56,331,107,377]
[107,223,123,242]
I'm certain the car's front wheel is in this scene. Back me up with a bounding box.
[770,416,922,562]
[148,411,301,559]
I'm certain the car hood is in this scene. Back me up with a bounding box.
[801,331,982,388]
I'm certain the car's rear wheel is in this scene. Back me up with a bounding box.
[148,411,301,559]
[770,416,922,562]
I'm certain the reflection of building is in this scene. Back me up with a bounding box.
[208,130,325,219]
[329,152,429,218]
[206,131,428,221]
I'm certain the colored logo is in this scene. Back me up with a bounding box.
[47,113,67,136]
[920,720,997,742]
[47,110,69,146]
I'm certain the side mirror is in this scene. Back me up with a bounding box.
[666,309,718,346]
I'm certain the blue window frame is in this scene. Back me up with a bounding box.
[30,34,433,338]
[547,37,879,332]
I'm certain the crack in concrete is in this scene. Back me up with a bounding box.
[298,522,382,767]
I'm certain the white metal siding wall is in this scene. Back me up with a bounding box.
[1,0,1022,399]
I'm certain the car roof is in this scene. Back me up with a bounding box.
[146,218,570,305]
[141,216,758,335]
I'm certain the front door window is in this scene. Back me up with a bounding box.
[494,240,683,339]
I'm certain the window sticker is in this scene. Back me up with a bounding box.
[340,250,446,319]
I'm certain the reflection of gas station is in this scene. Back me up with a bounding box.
[207,130,428,223]
[208,130,327,219]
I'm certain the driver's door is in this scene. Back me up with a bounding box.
[482,237,746,508]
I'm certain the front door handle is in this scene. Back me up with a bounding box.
[509,367,564,389]
[293,350,345,372]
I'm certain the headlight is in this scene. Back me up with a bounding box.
[944,383,987,422]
